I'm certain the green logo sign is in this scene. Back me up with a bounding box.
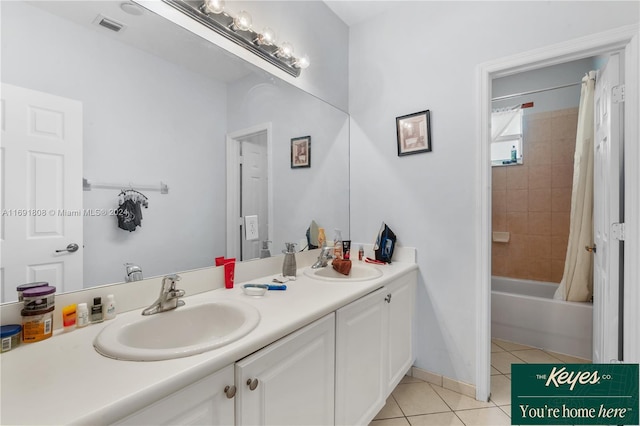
[512,364,638,425]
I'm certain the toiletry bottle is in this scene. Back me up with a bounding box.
[260,240,272,258]
[62,304,77,331]
[317,228,326,248]
[511,145,517,162]
[282,242,297,279]
[333,229,343,260]
[104,294,116,320]
[77,303,89,328]
[358,245,365,261]
[91,297,103,323]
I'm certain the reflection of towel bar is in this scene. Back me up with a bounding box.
[83,178,169,194]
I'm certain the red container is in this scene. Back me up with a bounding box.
[223,258,236,289]
[215,256,225,267]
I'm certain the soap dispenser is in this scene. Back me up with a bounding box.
[282,242,297,280]
[260,240,272,259]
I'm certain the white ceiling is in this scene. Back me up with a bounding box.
[323,1,396,27]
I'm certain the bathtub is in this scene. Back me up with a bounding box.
[491,276,593,360]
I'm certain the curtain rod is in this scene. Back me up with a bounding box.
[491,81,582,102]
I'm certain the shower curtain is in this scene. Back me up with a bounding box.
[554,71,597,302]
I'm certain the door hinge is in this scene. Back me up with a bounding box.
[238,155,244,165]
[612,85,625,103]
[611,223,625,241]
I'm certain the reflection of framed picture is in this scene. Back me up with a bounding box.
[396,110,432,156]
[291,136,311,168]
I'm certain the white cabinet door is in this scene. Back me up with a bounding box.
[385,271,417,393]
[335,287,387,426]
[113,365,235,426]
[235,313,335,426]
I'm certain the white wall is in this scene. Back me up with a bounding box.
[2,2,227,286]
[227,74,350,253]
[348,1,640,385]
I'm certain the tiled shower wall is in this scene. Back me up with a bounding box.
[492,108,578,283]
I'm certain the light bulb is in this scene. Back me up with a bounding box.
[201,0,225,14]
[256,27,277,46]
[232,10,252,31]
[294,54,310,69]
[276,41,294,59]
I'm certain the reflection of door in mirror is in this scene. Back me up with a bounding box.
[241,135,268,260]
[227,125,271,262]
[1,83,83,303]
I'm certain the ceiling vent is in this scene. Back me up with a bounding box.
[93,15,126,33]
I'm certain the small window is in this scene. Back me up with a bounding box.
[491,107,523,166]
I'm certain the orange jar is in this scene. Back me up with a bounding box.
[21,307,54,343]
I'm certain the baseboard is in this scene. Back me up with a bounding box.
[410,366,477,399]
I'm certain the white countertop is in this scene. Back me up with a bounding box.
[0,260,417,425]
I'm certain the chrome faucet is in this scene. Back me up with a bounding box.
[141,274,185,316]
[311,245,334,269]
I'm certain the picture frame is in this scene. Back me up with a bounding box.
[291,136,311,168]
[396,110,432,156]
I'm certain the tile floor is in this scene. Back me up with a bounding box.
[370,339,591,426]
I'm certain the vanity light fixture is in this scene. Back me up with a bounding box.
[162,0,310,77]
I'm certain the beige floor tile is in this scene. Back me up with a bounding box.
[370,418,411,426]
[512,348,563,364]
[432,385,494,411]
[498,405,511,417]
[491,366,501,375]
[544,351,591,364]
[374,396,405,420]
[492,339,535,351]
[400,375,425,384]
[489,375,511,406]
[392,383,451,417]
[407,412,464,425]
[491,343,505,353]
[455,407,512,426]
[491,351,524,374]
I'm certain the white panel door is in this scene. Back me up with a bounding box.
[240,133,268,260]
[1,83,83,303]
[235,313,335,425]
[593,54,622,363]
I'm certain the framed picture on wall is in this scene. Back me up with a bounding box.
[291,136,311,168]
[396,110,432,156]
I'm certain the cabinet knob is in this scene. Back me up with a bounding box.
[385,294,392,303]
[224,385,236,399]
[246,378,259,391]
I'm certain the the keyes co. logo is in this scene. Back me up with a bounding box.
[512,364,638,425]
[544,366,602,390]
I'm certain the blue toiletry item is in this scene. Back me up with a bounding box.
[267,284,287,290]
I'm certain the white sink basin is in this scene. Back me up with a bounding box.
[303,263,383,282]
[94,300,260,361]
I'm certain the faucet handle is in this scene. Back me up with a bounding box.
[162,274,182,290]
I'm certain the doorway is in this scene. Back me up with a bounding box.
[475,25,639,402]
[226,123,273,261]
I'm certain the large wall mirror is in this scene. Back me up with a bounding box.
[0,0,349,303]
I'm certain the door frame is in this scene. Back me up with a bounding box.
[225,123,273,259]
[475,24,639,401]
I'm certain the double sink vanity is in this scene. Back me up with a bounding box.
[0,248,417,425]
